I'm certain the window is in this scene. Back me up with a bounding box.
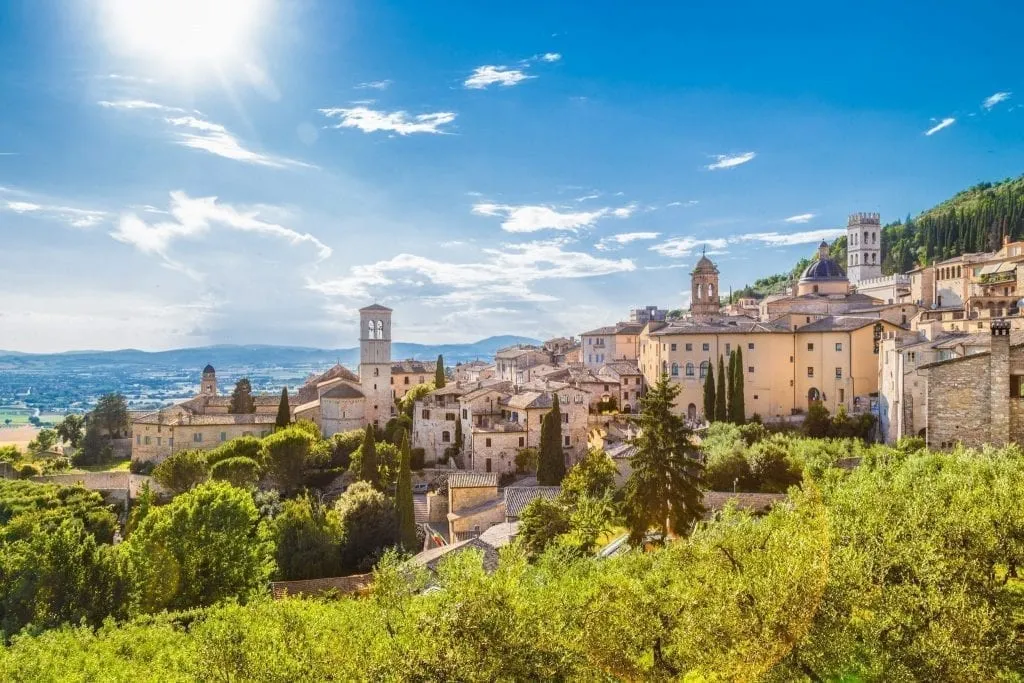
[702,343,710,351]
[421,409,430,420]
[806,317,811,324]
[373,367,379,377]
[671,362,679,376]
[193,433,202,443]
[390,377,394,385]
[807,343,814,351]
[790,355,794,362]
[835,367,843,379]
[748,343,754,350]
[446,412,456,421]
[753,394,758,400]
[748,366,754,373]
[725,343,731,354]
[838,389,845,402]
[623,391,629,399]
[662,360,668,375]
[168,438,173,447]
[144,436,151,445]
[635,377,641,385]
[562,413,569,424]
[699,360,710,378]
[519,437,525,447]
[442,431,451,443]
[485,438,492,447]
[685,362,694,376]
[136,435,141,445]
[807,367,814,378]
[404,376,410,385]
[685,343,693,351]
[462,408,468,419]
[220,432,227,441]
[670,343,677,351]
[835,342,842,352]
[485,459,491,473]
[564,435,570,447]
[418,377,425,384]
[603,384,610,391]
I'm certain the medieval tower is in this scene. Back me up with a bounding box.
[690,249,721,318]
[359,303,394,427]
[847,212,882,285]
[200,364,217,396]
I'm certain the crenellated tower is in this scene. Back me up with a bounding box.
[847,212,882,285]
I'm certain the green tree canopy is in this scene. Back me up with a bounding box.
[229,379,256,414]
[270,494,343,581]
[395,433,417,553]
[714,356,728,422]
[275,388,291,430]
[702,362,715,423]
[560,448,617,506]
[334,481,397,573]
[209,457,261,490]
[151,449,208,496]
[537,394,565,485]
[260,427,317,495]
[92,393,129,439]
[434,354,446,388]
[731,347,745,424]
[54,414,85,450]
[358,424,379,490]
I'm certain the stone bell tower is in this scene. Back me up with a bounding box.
[690,248,721,319]
[359,303,394,427]
[200,364,217,396]
[847,212,882,285]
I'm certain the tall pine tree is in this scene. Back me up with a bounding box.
[228,378,256,414]
[275,387,291,430]
[715,355,728,422]
[702,361,716,423]
[537,394,566,485]
[396,432,418,552]
[623,374,704,545]
[434,355,446,388]
[731,347,746,424]
[726,351,736,423]
[359,424,380,490]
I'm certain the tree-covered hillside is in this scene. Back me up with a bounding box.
[736,174,1024,298]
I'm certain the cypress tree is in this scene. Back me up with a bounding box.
[396,432,418,552]
[359,424,380,490]
[275,387,291,430]
[702,361,716,423]
[453,417,463,456]
[732,347,746,424]
[228,378,256,414]
[715,356,728,422]
[537,394,566,485]
[434,355,446,389]
[726,350,736,423]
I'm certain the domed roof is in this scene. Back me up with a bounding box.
[693,253,718,274]
[800,242,847,282]
[203,364,216,375]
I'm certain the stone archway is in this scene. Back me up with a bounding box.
[807,387,821,408]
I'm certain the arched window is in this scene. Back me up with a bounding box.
[374,368,379,376]
[871,253,876,263]
[671,362,679,376]
[872,232,876,244]
[696,283,703,299]
[375,320,384,339]
[708,284,715,298]
[367,320,374,338]
[442,431,451,443]
[699,360,710,378]
[864,231,868,242]
[685,362,694,376]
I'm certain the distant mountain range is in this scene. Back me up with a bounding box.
[0,335,540,371]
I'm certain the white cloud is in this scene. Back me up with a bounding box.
[355,80,392,90]
[98,99,184,113]
[649,237,730,258]
[666,200,699,208]
[308,240,634,306]
[464,66,530,89]
[541,53,562,62]
[165,116,314,168]
[924,118,955,136]
[0,190,108,228]
[706,152,756,170]
[576,193,600,202]
[983,91,1011,110]
[472,202,634,233]
[784,213,816,224]
[319,106,456,135]
[111,191,332,276]
[737,228,844,246]
[596,232,660,251]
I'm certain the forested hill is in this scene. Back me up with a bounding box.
[736,174,1024,299]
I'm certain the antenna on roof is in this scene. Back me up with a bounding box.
[702,244,706,257]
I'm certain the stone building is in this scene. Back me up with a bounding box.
[846,212,883,285]
[494,345,552,383]
[690,251,721,318]
[391,359,436,401]
[919,319,1024,448]
[580,321,644,368]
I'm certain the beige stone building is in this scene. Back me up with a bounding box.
[494,345,553,383]
[918,320,1024,448]
[580,321,644,368]
[391,359,436,400]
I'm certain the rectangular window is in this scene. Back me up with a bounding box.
[835,367,842,379]
[623,391,629,400]
[685,343,693,351]
[136,435,141,445]
[748,343,754,350]
[144,436,151,445]
[807,367,814,378]
[835,342,842,352]
[421,409,430,420]
[404,377,410,384]
[748,366,754,373]
[518,437,525,447]
[168,438,173,448]
[485,459,492,473]
[485,438,492,447]
[753,394,759,400]
[702,343,710,351]
[418,377,425,384]
[562,413,569,424]
[806,316,811,324]
[838,388,845,402]
[807,343,814,351]
[670,343,677,351]
[220,431,227,441]
[564,435,570,447]
[156,437,161,446]
[1011,376,1024,397]
[462,409,468,419]
[193,433,202,443]
[725,343,731,354]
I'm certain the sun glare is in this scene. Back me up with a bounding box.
[99,0,271,79]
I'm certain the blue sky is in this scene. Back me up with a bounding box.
[1,0,1021,352]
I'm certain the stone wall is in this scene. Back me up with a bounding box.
[925,353,991,448]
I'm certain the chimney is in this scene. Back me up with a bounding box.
[990,319,1011,445]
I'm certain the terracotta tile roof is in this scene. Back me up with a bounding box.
[392,359,435,374]
[504,486,562,519]
[271,574,373,599]
[359,303,392,312]
[702,492,786,516]
[796,316,885,332]
[133,411,278,426]
[448,472,499,489]
[650,319,791,336]
[320,383,365,400]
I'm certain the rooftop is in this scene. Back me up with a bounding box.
[504,486,562,518]
[320,383,365,400]
[410,537,500,573]
[796,316,886,332]
[650,319,791,336]
[448,472,499,489]
[392,359,435,374]
[359,303,393,312]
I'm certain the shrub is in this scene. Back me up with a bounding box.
[152,449,208,495]
[45,456,71,473]
[271,494,344,580]
[515,447,539,474]
[205,436,262,468]
[16,463,41,479]
[0,445,21,463]
[328,430,364,469]
[334,481,397,573]
[209,457,261,489]
[129,460,156,475]
[747,440,802,493]
[260,428,317,495]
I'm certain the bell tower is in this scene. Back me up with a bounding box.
[847,212,882,285]
[359,304,394,427]
[200,364,217,396]
[690,248,721,319]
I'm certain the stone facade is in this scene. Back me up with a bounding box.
[391,359,436,400]
[580,322,643,368]
[358,304,393,427]
[847,212,882,284]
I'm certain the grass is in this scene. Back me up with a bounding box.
[67,459,132,473]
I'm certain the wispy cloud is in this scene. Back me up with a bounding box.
[472,202,635,233]
[650,237,730,258]
[98,99,185,113]
[983,91,1011,110]
[308,239,634,305]
[541,53,562,62]
[737,228,845,246]
[596,232,661,251]
[464,66,530,89]
[111,191,332,277]
[0,188,108,228]
[783,213,815,224]
[924,118,955,136]
[319,106,456,135]
[666,200,699,208]
[706,152,756,170]
[355,79,392,90]
[165,116,314,168]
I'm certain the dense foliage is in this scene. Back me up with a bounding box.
[536,394,565,485]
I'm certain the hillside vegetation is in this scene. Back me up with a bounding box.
[737,174,1024,298]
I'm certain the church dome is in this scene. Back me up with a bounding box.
[693,254,718,273]
[800,241,847,282]
[203,364,216,375]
